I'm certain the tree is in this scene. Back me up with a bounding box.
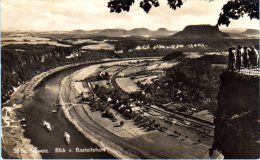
[107,0,259,26]
[217,0,259,26]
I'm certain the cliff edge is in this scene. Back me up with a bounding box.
[212,71,260,158]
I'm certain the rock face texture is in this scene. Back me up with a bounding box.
[213,71,260,159]
[173,25,230,39]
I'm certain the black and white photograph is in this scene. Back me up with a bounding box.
[1,0,259,159]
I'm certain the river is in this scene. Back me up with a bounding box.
[23,66,114,159]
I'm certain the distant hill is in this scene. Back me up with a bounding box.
[172,25,230,39]
[243,29,259,35]
[154,28,175,36]
[97,29,128,37]
[69,29,101,34]
[72,29,85,33]
[129,28,151,36]
[221,28,259,38]
[64,28,176,37]
[96,28,176,37]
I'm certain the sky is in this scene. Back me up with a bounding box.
[1,0,259,31]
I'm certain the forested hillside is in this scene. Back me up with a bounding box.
[139,55,227,113]
[2,44,115,103]
[2,43,173,103]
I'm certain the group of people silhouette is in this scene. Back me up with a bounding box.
[228,45,259,72]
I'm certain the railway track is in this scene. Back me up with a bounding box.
[144,104,214,130]
[110,65,214,131]
[110,66,131,94]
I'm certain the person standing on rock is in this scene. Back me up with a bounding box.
[242,46,249,68]
[236,45,242,72]
[251,46,259,68]
[248,47,254,68]
[228,47,236,71]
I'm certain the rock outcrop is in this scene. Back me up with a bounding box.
[212,71,260,158]
[173,25,230,39]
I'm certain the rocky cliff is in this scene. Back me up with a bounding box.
[212,71,260,158]
[173,25,230,39]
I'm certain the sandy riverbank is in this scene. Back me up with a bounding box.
[58,60,152,159]
[60,77,136,159]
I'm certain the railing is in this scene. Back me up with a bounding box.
[228,61,260,76]
[239,67,260,76]
[227,66,260,76]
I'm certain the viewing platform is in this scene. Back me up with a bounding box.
[239,68,260,76]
